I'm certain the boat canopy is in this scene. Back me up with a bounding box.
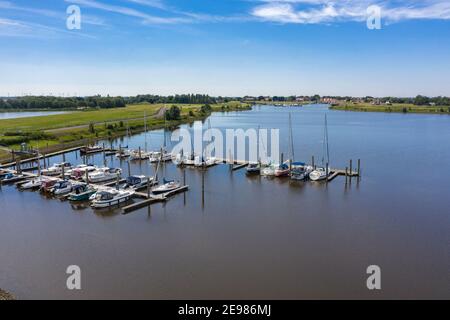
[292,162,306,167]
[163,178,174,184]
[127,176,143,185]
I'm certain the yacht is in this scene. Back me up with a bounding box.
[290,163,314,181]
[123,175,153,190]
[20,176,50,190]
[85,167,122,183]
[41,162,72,176]
[90,188,135,208]
[68,164,97,180]
[67,184,98,202]
[52,180,74,195]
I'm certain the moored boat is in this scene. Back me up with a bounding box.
[290,163,314,181]
[274,163,290,177]
[85,167,122,183]
[52,180,74,196]
[149,151,172,163]
[80,145,103,155]
[42,162,72,177]
[309,167,329,181]
[246,162,261,174]
[90,188,135,208]
[123,175,153,190]
[67,184,98,201]
[20,176,50,190]
[1,173,25,184]
[151,179,181,195]
[40,178,60,193]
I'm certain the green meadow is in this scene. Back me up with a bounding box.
[0,102,250,162]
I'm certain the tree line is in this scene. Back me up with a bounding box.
[0,96,126,110]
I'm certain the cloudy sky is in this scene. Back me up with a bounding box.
[1,0,449,97]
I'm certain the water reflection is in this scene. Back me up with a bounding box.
[1,105,450,299]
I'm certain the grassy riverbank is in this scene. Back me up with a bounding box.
[0,102,250,163]
[331,103,450,114]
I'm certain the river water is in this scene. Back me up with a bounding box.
[0,105,449,299]
[0,111,69,120]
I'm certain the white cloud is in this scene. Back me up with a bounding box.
[66,0,192,24]
[251,0,450,24]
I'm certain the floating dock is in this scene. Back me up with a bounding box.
[123,185,189,214]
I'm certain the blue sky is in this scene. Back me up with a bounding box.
[1,0,449,97]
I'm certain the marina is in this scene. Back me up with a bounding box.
[1,105,449,299]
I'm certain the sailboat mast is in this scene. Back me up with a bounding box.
[289,113,294,162]
[325,114,330,166]
[144,111,147,152]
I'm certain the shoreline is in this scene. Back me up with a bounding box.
[0,103,252,164]
[330,104,450,115]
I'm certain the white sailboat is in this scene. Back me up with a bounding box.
[309,114,331,181]
[152,179,181,195]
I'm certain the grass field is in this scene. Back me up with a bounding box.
[330,103,450,114]
[0,102,250,163]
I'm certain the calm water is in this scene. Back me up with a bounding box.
[0,111,69,120]
[1,105,449,299]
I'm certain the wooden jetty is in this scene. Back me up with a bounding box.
[0,146,82,169]
[123,185,189,214]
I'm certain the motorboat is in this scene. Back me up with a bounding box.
[41,162,72,176]
[90,188,135,208]
[67,184,97,201]
[290,163,314,181]
[85,167,122,183]
[20,176,50,190]
[80,145,103,155]
[123,175,153,190]
[67,164,97,180]
[115,149,131,159]
[149,151,172,163]
[1,173,25,184]
[151,179,181,195]
[52,180,74,196]
[194,156,217,167]
[130,150,152,161]
[40,179,60,193]
[246,162,261,174]
[309,167,329,181]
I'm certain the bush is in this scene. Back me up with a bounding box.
[200,104,212,114]
[165,105,181,121]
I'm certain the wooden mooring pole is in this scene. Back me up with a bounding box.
[357,159,361,177]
